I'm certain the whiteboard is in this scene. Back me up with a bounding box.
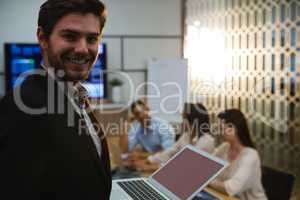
[147,58,188,122]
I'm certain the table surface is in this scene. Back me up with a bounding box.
[205,188,239,200]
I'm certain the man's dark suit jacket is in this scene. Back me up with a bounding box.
[0,71,111,199]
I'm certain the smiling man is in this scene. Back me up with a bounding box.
[0,0,111,199]
[38,13,101,81]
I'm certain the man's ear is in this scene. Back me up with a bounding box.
[37,26,48,50]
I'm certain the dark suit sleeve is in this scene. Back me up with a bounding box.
[0,90,49,199]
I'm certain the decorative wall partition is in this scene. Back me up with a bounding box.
[184,0,300,184]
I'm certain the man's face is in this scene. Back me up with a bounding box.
[132,105,150,124]
[38,13,102,81]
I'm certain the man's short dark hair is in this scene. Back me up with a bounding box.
[130,99,148,113]
[38,0,107,38]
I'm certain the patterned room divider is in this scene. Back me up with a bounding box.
[184,0,300,191]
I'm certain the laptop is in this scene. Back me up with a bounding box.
[110,145,228,200]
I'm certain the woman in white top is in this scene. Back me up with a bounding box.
[210,109,268,200]
[147,103,215,165]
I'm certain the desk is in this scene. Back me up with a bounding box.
[205,188,239,200]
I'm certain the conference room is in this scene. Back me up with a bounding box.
[0,0,299,200]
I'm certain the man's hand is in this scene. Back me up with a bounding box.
[127,151,150,161]
[134,159,159,172]
[127,114,136,123]
[127,151,141,161]
[121,151,148,168]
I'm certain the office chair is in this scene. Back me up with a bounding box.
[261,166,295,200]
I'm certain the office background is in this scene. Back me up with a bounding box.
[0,0,183,101]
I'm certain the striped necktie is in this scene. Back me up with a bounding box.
[76,85,105,139]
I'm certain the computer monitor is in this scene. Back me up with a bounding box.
[4,43,107,98]
[4,43,42,92]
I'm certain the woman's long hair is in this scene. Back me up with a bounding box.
[183,103,210,138]
[218,109,255,148]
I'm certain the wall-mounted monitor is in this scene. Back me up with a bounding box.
[4,43,42,92]
[4,43,107,98]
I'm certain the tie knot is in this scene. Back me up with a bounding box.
[74,84,89,108]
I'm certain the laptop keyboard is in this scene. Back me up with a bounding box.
[117,180,168,200]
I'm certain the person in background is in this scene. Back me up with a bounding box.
[135,103,215,171]
[210,109,267,200]
[120,99,175,165]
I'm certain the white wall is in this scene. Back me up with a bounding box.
[102,0,181,35]
[0,0,183,99]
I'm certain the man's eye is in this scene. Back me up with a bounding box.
[87,36,98,44]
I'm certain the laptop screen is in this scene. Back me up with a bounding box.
[151,146,226,200]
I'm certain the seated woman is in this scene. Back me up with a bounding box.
[135,103,215,171]
[210,109,267,200]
